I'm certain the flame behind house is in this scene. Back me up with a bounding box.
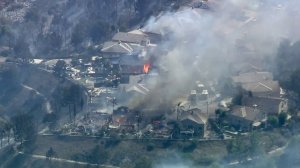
[143,63,150,73]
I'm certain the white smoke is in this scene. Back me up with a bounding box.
[139,0,300,106]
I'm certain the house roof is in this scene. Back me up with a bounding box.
[232,71,273,84]
[242,96,282,115]
[231,63,263,74]
[241,80,280,94]
[230,105,264,122]
[126,84,150,95]
[112,32,147,44]
[180,109,207,125]
[101,41,134,54]
[119,55,145,66]
[128,29,162,44]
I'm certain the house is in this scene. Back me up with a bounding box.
[118,55,146,75]
[242,96,288,115]
[101,41,144,58]
[128,29,162,44]
[226,105,265,130]
[112,32,150,46]
[110,107,136,131]
[109,114,127,129]
[232,71,273,84]
[231,63,263,75]
[118,75,150,102]
[101,41,134,55]
[179,109,208,137]
[125,84,150,96]
[241,80,281,98]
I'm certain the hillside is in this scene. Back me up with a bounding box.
[0,0,180,58]
[0,63,87,128]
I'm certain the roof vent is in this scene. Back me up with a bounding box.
[241,107,247,117]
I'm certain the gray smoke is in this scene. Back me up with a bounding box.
[138,0,300,107]
[140,0,300,167]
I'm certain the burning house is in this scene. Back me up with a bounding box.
[109,106,137,132]
[179,108,208,138]
[118,55,150,75]
[99,29,159,88]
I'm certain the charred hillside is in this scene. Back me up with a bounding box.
[0,63,87,127]
[0,0,185,58]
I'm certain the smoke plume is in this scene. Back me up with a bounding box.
[138,0,300,107]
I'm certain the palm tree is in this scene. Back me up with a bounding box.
[4,123,12,144]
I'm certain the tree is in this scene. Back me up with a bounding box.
[215,109,226,128]
[146,143,155,151]
[53,60,66,78]
[232,87,243,106]
[12,114,36,144]
[62,84,82,122]
[86,145,109,164]
[0,129,4,147]
[134,157,152,168]
[13,37,31,62]
[248,91,253,97]
[249,132,263,157]
[162,139,172,148]
[46,147,55,159]
[289,69,300,95]
[71,58,80,67]
[4,122,12,144]
[71,23,87,47]
[182,142,197,153]
[278,112,288,127]
[88,20,110,43]
[274,40,300,99]
[24,7,40,22]
[227,135,249,161]
[0,67,20,89]
[268,116,278,128]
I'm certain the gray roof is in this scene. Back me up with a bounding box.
[232,71,273,84]
[119,55,145,66]
[101,41,134,54]
[112,32,147,44]
[241,80,280,97]
[230,105,264,122]
[128,29,162,44]
[231,63,263,74]
[126,84,150,95]
[180,109,207,125]
[242,96,282,115]
[144,32,162,43]
[119,75,150,95]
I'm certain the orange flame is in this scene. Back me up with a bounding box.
[143,63,150,73]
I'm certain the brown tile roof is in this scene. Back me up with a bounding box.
[242,96,282,115]
[241,80,280,97]
[230,105,264,122]
[112,32,147,44]
[101,41,134,54]
[232,71,273,84]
